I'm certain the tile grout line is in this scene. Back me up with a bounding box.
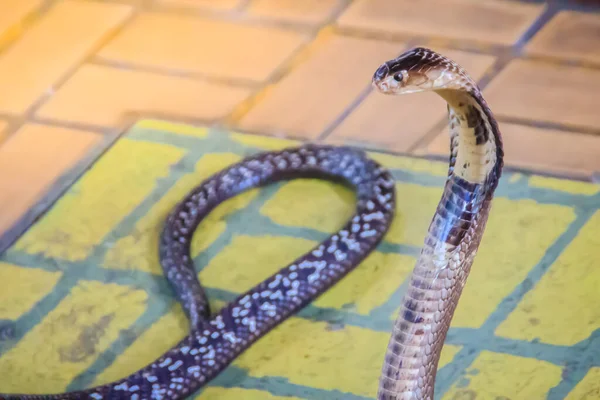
[0,0,60,143]
[88,57,264,89]
[437,204,599,397]
[406,1,561,154]
[0,132,119,254]
[22,5,143,123]
[221,0,355,128]
[0,0,56,56]
[0,3,144,145]
[2,126,596,396]
[430,2,596,397]
[316,39,422,142]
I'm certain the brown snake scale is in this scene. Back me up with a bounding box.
[373,47,503,399]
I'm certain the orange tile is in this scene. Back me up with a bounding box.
[337,0,544,46]
[327,49,496,151]
[0,123,101,235]
[237,34,402,139]
[98,12,307,82]
[247,0,340,25]
[158,0,243,10]
[526,11,600,64]
[36,64,251,127]
[485,59,600,131]
[0,1,132,115]
[0,0,43,40]
[423,123,600,177]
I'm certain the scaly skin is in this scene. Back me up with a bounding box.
[373,48,504,399]
[0,47,503,400]
[1,145,396,400]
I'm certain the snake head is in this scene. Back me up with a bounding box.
[372,47,469,95]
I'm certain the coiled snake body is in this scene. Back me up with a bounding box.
[1,48,503,400]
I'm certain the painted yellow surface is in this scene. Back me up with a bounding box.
[368,151,449,177]
[196,387,304,399]
[261,179,356,234]
[200,235,317,293]
[529,175,599,195]
[496,211,600,345]
[566,367,600,399]
[508,172,524,183]
[93,304,188,385]
[386,183,443,247]
[452,198,575,328]
[0,262,62,319]
[14,139,184,261]
[230,131,300,150]
[201,234,415,314]
[234,316,459,398]
[3,124,599,398]
[103,153,257,274]
[442,351,563,400]
[0,281,147,393]
[134,119,209,138]
[314,251,416,314]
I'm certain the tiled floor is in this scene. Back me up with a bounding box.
[0,0,600,247]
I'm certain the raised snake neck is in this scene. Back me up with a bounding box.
[374,48,503,399]
[0,47,503,400]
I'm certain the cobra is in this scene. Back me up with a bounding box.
[1,47,503,400]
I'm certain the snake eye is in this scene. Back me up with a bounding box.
[393,73,403,82]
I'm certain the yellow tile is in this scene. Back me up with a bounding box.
[260,180,356,234]
[528,176,599,196]
[200,232,416,315]
[0,123,101,236]
[314,252,416,314]
[338,0,543,46]
[442,351,562,399]
[93,304,187,385]
[367,152,449,178]
[98,13,307,82]
[439,344,462,369]
[0,0,43,44]
[0,0,132,114]
[230,131,300,151]
[235,316,459,397]
[0,281,147,393]
[496,211,600,346]
[104,153,258,274]
[566,367,600,399]
[200,235,317,293]
[37,65,250,127]
[508,173,525,183]
[196,387,303,400]
[0,262,61,319]
[134,119,209,139]
[15,139,185,261]
[452,198,575,328]
[385,183,443,247]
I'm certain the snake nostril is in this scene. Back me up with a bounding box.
[373,64,389,82]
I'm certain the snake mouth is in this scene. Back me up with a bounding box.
[373,80,390,92]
